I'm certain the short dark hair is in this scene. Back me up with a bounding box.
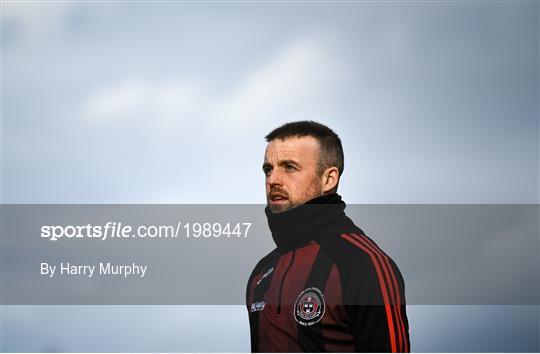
[265,121,344,177]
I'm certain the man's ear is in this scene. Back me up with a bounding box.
[322,167,340,194]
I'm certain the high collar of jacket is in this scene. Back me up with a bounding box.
[265,192,347,251]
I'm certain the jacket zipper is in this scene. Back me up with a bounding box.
[276,250,295,314]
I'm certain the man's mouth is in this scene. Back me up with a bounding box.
[269,194,289,205]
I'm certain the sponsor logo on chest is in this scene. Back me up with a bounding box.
[256,267,274,286]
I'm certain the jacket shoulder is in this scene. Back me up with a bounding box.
[318,232,405,291]
[318,232,373,270]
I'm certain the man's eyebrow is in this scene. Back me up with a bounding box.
[278,159,300,167]
[262,160,300,169]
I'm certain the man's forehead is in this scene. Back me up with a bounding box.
[264,136,320,162]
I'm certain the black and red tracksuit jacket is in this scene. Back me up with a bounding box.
[246,193,410,352]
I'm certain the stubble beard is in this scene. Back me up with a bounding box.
[267,180,323,214]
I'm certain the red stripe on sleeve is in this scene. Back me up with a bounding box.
[341,233,398,353]
[350,233,409,352]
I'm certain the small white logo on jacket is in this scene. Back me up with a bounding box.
[250,301,266,312]
[256,267,274,285]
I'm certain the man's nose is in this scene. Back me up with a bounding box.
[266,169,283,186]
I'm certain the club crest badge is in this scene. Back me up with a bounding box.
[293,287,325,326]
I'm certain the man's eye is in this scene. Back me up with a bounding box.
[285,165,297,171]
[263,167,272,175]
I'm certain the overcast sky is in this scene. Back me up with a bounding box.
[3,1,538,204]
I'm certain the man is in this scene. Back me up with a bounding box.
[246,121,410,352]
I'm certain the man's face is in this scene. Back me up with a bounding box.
[263,136,324,213]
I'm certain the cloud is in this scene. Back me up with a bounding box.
[82,77,209,140]
[80,32,344,136]
[84,78,209,122]
[214,34,344,126]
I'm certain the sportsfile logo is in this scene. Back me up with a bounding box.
[40,221,252,241]
[256,267,274,285]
